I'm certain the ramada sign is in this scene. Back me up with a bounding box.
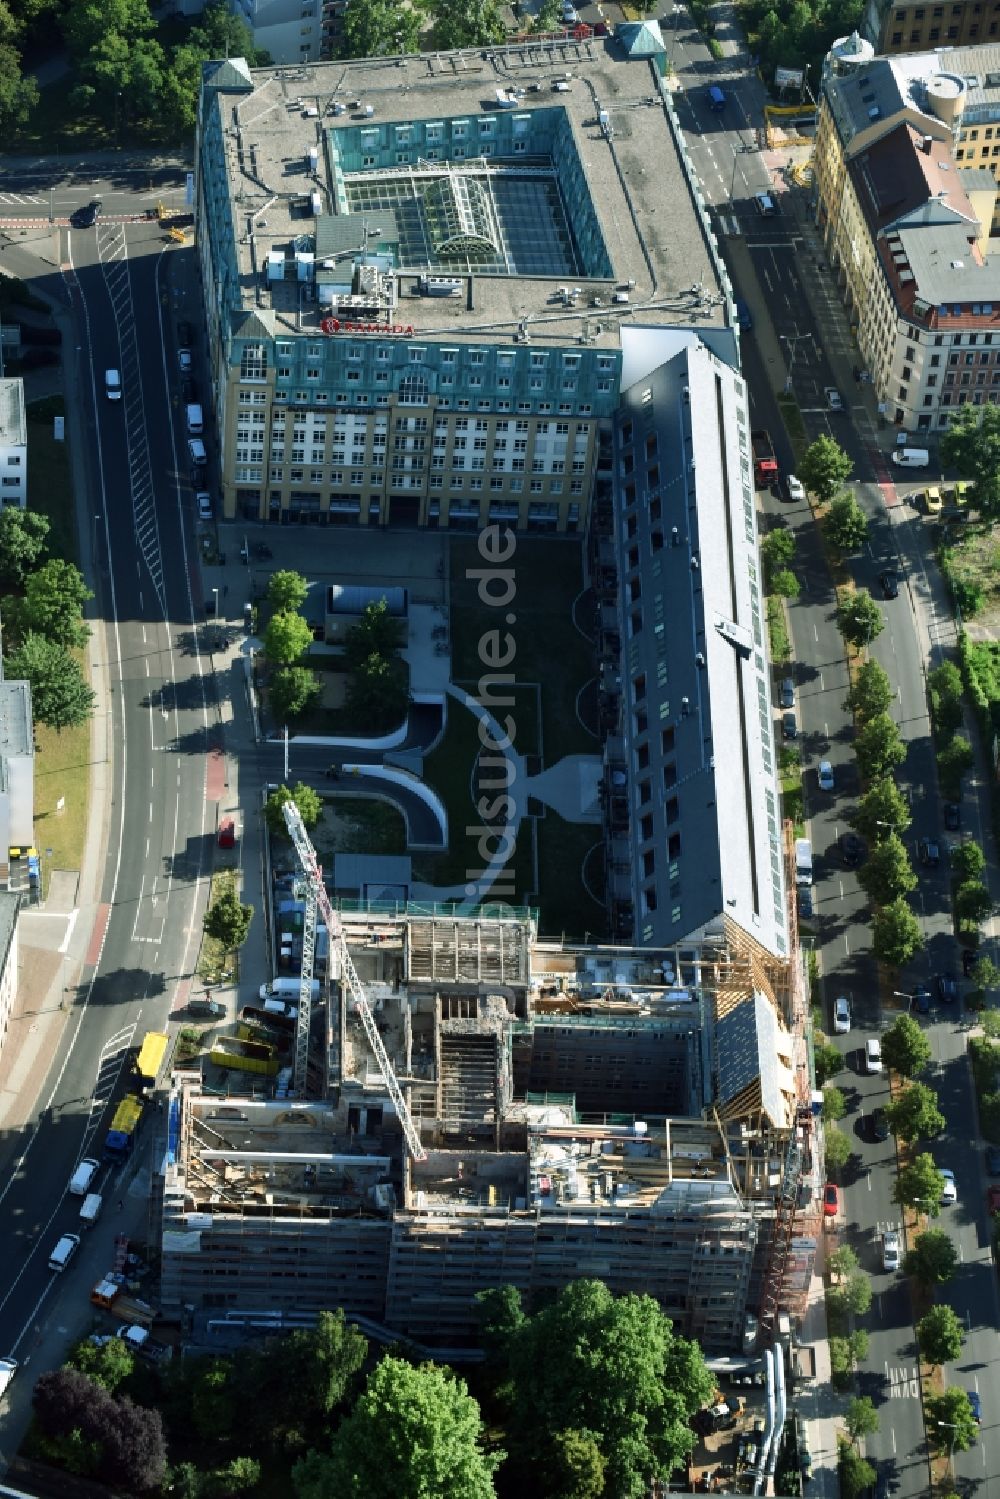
[320,317,415,336]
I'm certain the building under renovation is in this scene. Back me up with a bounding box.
[159,904,820,1351]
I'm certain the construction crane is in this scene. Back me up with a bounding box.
[282,798,426,1161]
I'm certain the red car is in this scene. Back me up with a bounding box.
[823,1183,840,1217]
[987,1185,1000,1216]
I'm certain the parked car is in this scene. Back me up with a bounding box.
[939,1168,957,1205]
[177,319,193,346]
[871,1107,891,1142]
[786,474,805,503]
[818,760,835,792]
[178,347,193,373]
[865,1037,883,1073]
[779,677,795,709]
[782,712,797,740]
[735,298,753,330]
[798,887,814,919]
[924,485,943,515]
[197,492,213,521]
[944,802,961,830]
[71,198,101,228]
[823,1182,839,1216]
[987,1145,1000,1175]
[936,973,959,1004]
[912,986,931,1014]
[181,375,198,404]
[825,387,844,412]
[878,569,900,599]
[988,1184,1000,1215]
[834,995,851,1034]
[917,837,940,867]
[839,832,865,867]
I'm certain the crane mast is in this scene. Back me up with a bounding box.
[282,799,426,1161]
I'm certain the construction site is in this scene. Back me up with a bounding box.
[158,809,822,1352]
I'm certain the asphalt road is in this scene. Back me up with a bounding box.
[0,183,216,1433]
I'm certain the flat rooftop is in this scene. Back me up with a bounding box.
[210,39,722,349]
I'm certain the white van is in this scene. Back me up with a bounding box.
[0,1358,16,1400]
[48,1232,81,1272]
[69,1157,99,1196]
[186,403,203,435]
[105,369,121,401]
[259,976,320,1002]
[79,1192,103,1225]
[795,838,813,887]
[892,447,930,468]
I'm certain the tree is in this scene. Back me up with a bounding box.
[345,597,406,669]
[844,1396,879,1440]
[253,1310,367,1440]
[828,1244,859,1279]
[346,650,409,731]
[769,567,800,599]
[814,1041,844,1087]
[937,734,973,796]
[0,504,49,586]
[340,0,423,59]
[848,659,892,724]
[760,527,796,591]
[799,434,853,504]
[13,558,92,649]
[904,1229,959,1287]
[263,609,313,666]
[205,1457,263,1496]
[822,1085,847,1122]
[270,666,320,723]
[190,1359,239,1445]
[542,1429,606,1499]
[480,1279,712,1499]
[264,782,322,837]
[839,591,885,649]
[857,831,917,907]
[917,1304,964,1368]
[838,1439,876,1499]
[881,1014,932,1077]
[267,569,309,614]
[926,1388,979,1453]
[830,1270,871,1320]
[951,839,986,882]
[928,661,964,742]
[855,713,906,782]
[68,1335,135,1392]
[101,1395,167,1492]
[894,1153,945,1218]
[971,954,1000,990]
[872,897,924,967]
[940,403,1000,519]
[852,778,911,843]
[824,1125,852,1172]
[5,633,96,729]
[294,1357,501,1499]
[0,45,38,132]
[434,0,506,48]
[956,879,993,928]
[32,1367,166,1493]
[533,0,563,30]
[203,887,253,953]
[884,1081,945,1142]
[824,493,869,553]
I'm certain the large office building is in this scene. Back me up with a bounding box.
[861,0,1000,55]
[194,33,728,533]
[815,35,1000,431]
[159,910,818,1357]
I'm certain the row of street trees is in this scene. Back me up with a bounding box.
[0,506,96,729]
[32,1281,714,1498]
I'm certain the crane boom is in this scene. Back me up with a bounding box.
[282,799,426,1161]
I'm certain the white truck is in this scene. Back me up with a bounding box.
[795,838,813,887]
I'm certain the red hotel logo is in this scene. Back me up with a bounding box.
[321,317,415,336]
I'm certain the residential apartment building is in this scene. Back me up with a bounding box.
[862,0,1000,55]
[816,36,1000,430]
[0,379,27,509]
[594,333,788,960]
[159,912,818,1357]
[193,34,728,533]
